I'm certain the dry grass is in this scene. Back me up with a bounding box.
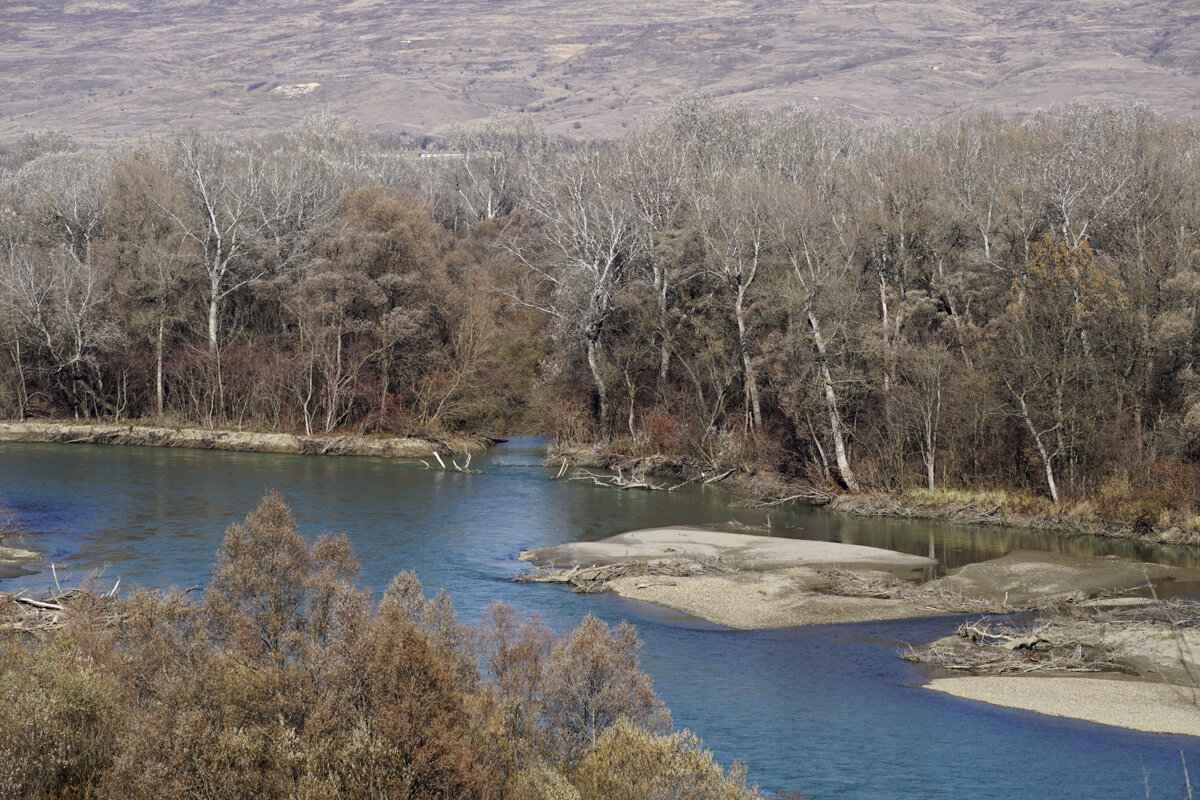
[2,0,1200,143]
[898,478,1200,539]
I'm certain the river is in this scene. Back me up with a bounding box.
[2,438,1198,798]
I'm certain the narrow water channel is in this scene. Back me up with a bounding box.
[2,439,1198,798]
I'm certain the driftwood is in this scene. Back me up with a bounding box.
[901,617,1118,674]
[743,487,834,507]
[566,467,689,492]
[420,450,481,473]
[816,567,1011,614]
[515,558,734,594]
[0,574,124,633]
[318,434,352,455]
[702,468,737,485]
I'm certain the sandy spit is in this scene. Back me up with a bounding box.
[521,526,936,572]
[926,676,1200,736]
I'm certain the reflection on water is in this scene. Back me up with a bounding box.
[1,439,1198,799]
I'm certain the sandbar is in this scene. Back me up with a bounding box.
[927,676,1200,737]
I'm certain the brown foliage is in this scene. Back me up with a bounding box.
[0,493,743,800]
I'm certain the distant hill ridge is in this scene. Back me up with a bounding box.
[2,0,1197,141]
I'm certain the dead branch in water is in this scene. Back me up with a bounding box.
[745,490,834,507]
[515,558,734,594]
[703,468,737,485]
[420,449,481,473]
[566,467,688,492]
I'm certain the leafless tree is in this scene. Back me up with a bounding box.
[509,143,644,433]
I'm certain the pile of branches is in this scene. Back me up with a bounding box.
[1091,597,1200,627]
[0,586,121,633]
[816,567,1011,614]
[515,558,735,594]
[902,617,1120,674]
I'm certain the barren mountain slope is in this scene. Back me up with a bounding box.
[2,0,1197,141]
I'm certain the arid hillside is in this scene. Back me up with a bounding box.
[2,0,1198,140]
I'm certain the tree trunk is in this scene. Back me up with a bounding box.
[654,266,672,389]
[804,412,831,481]
[586,335,609,433]
[923,379,940,491]
[808,311,859,491]
[735,285,762,431]
[155,316,165,417]
[10,338,26,422]
[207,293,219,353]
[1013,389,1059,505]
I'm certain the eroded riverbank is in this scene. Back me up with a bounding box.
[552,444,1200,546]
[0,421,489,459]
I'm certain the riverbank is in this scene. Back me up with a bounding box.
[0,421,491,459]
[551,445,1200,545]
[827,490,1200,546]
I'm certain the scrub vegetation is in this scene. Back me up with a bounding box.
[0,491,763,800]
[4,97,1200,533]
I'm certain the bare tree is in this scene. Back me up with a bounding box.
[696,175,770,432]
[771,171,864,491]
[0,246,121,417]
[157,132,285,353]
[443,113,543,228]
[610,121,695,389]
[509,144,643,433]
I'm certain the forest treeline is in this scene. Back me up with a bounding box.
[4,98,1200,518]
[0,492,763,800]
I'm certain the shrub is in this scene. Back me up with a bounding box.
[0,493,708,800]
[574,718,762,800]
